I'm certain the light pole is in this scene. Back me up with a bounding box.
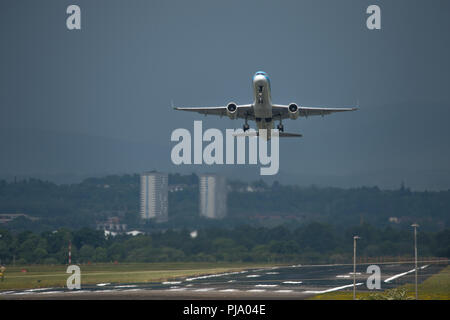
[411,223,419,300]
[353,235,360,300]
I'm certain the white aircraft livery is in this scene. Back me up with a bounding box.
[174,71,357,138]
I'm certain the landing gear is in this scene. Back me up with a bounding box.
[277,117,284,132]
[277,123,284,132]
[243,116,250,132]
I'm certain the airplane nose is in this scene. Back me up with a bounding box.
[253,75,266,85]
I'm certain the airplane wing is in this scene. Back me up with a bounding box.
[174,104,254,120]
[232,131,302,138]
[272,105,358,119]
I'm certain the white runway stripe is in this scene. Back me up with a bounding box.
[25,287,54,292]
[255,284,278,287]
[186,271,243,281]
[384,265,429,283]
[304,282,363,294]
[219,289,239,292]
[122,288,143,292]
[0,291,16,295]
[114,285,138,288]
[38,291,62,295]
[194,288,215,292]
[247,289,266,292]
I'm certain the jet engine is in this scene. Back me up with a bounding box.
[288,103,300,119]
[226,102,238,119]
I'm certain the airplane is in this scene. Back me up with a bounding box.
[174,71,358,138]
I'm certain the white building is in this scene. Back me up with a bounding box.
[140,172,168,222]
[199,174,227,219]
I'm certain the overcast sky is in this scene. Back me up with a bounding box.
[1,0,449,189]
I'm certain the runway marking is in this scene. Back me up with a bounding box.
[247,289,266,292]
[246,274,261,278]
[219,289,239,292]
[162,281,182,285]
[336,275,351,278]
[96,283,110,286]
[65,290,91,294]
[12,291,33,295]
[25,287,54,292]
[114,284,138,288]
[122,288,143,292]
[0,291,16,295]
[304,282,363,294]
[38,291,62,295]
[255,284,278,287]
[384,265,429,283]
[168,287,188,291]
[186,271,242,281]
[282,281,302,284]
[194,288,215,292]
[266,272,279,275]
[275,290,294,293]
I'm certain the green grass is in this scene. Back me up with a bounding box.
[310,265,450,300]
[0,262,280,291]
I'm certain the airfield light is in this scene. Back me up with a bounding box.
[411,223,419,300]
[353,235,360,300]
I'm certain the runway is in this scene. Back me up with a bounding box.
[1,261,446,300]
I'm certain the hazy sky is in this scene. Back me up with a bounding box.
[1,0,449,189]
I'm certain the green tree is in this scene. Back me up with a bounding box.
[79,244,95,263]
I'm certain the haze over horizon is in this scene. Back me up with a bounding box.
[1,1,449,190]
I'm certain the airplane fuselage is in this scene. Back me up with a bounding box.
[252,71,274,131]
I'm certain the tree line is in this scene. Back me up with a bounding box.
[0,223,448,265]
[0,174,449,233]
